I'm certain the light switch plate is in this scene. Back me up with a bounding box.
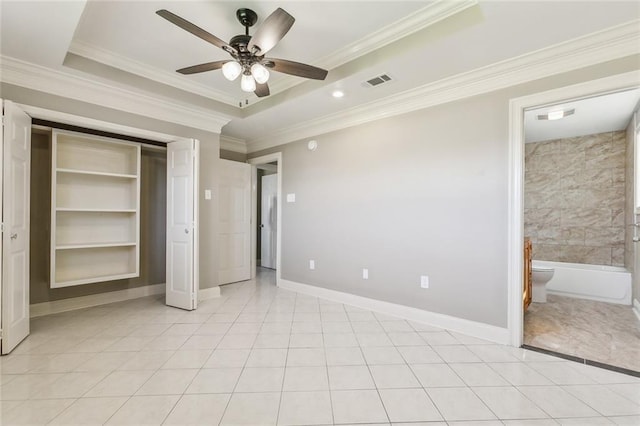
[204,189,212,200]
[362,268,369,279]
[287,193,296,203]
[309,260,315,270]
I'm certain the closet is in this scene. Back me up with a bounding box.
[50,130,141,287]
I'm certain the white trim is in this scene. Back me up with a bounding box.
[199,286,221,301]
[68,40,238,107]
[220,135,248,154]
[30,283,165,318]
[508,71,640,347]
[247,19,640,153]
[279,279,509,345]
[633,298,640,322]
[248,153,283,285]
[66,2,475,104]
[266,0,477,95]
[18,104,189,143]
[1,56,234,134]
[323,1,477,71]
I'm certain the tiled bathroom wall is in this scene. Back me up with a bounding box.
[524,131,626,266]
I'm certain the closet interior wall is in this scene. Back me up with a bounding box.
[30,128,167,303]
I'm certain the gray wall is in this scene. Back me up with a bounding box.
[220,149,247,162]
[30,131,167,303]
[525,131,626,266]
[2,83,222,292]
[250,56,640,328]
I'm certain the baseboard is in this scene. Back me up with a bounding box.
[633,298,640,322]
[30,283,166,318]
[278,279,509,345]
[199,286,221,301]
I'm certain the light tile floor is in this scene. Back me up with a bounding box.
[1,269,639,425]
[525,295,640,372]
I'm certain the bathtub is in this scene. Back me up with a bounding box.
[533,260,632,305]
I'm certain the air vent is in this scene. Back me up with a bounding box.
[364,74,392,87]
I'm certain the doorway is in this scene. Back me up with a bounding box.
[258,163,278,270]
[508,71,640,372]
[248,153,282,284]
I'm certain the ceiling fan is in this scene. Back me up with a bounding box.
[156,7,329,98]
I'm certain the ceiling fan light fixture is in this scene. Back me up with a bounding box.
[222,61,242,81]
[241,74,257,92]
[251,63,270,84]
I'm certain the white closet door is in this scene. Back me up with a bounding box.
[166,139,198,310]
[219,159,251,284]
[1,100,31,354]
[260,174,277,269]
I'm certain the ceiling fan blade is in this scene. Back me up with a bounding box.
[247,8,294,55]
[266,58,328,80]
[156,9,236,55]
[177,60,227,75]
[254,82,270,98]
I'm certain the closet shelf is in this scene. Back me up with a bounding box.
[56,208,137,213]
[55,272,139,288]
[56,168,137,179]
[56,242,137,250]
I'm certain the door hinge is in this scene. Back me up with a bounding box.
[0,223,4,233]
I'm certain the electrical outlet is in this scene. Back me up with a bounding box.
[309,260,315,270]
[421,275,429,289]
[362,268,369,279]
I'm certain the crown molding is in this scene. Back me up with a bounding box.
[0,55,234,134]
[267,0,478,95]
[67,1,477,104]
[246,19,640,153]
[319,0,477,71]
[220,135,247,153]
[68,39,239,107]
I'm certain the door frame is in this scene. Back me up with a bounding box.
[507,71,640,347]
[248,152,283,284]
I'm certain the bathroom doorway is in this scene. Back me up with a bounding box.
[512,77,640,374]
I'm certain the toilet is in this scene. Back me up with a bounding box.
[532,263,554,303]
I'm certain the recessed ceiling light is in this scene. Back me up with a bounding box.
[537,108,575,121]
[332,90,344,98]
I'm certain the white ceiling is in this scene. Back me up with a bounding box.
[1,1,639,147]
[525,89,640,143]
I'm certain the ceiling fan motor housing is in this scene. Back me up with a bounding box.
[236,8,258,29]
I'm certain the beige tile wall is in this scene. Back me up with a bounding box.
[525,131,626,266]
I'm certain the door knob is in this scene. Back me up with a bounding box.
[185,228,189,234]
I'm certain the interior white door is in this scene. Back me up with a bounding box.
[1,100,31,354]
[260,174,277,269]
[219,159,251,284]
[166,139,198,310]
